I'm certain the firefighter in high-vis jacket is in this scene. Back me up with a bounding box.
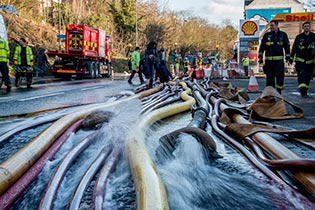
[290,21,315,97]
[192,57,198,69]
[0,37,11,93]
[259,20,290,94]
[198,57,203,68]
[13,38,34,87]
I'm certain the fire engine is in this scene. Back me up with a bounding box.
[47,24,112,78]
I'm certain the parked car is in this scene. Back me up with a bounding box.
[0,5,19,15]
[0,13,7,88]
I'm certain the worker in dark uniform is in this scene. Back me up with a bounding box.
[290,21,315,97]
[0,37,11,93]
[35,48,48,77]
[258,20,290,94]
[144,41,157,89]
[183,57,190,74]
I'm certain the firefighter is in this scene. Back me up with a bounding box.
[199,57,203,68]
[158,47,165,63]
[13,38,34,87]
[258,20,290,94]
[144,41,157,89]
[290,21,315,97]
[192,57,198,69]
[35,48,48,77]
[183,57,190,74]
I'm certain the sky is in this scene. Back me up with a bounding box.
[162,0,245,26]
[158,0,311,27]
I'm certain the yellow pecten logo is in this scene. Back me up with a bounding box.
[241,21,258,36]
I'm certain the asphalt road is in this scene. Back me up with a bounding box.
[0,75,135,117]
[0,75,314,131]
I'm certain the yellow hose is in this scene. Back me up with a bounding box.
[127,82,195,210]
[0,86,163,196]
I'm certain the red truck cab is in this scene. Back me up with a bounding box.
[47,24,112,78]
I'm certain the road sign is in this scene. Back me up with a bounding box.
[57,35,66,39]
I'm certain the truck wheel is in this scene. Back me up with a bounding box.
[0,71,3,88]
[88,62,95,79]
[16,74,22,87]
[108,65,112,78]
[95,63,99,78]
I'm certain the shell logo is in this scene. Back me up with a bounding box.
[241,21,258,36]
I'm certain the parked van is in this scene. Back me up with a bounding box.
[0,14,7,42]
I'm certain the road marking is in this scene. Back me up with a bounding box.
[0,97,13,100]
[291,92,315,97]
[81,86,102,91]
[18,92,64,102]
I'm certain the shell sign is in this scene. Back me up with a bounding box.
[241,21,258,35]
[274,12,315,22]
[239,20,260,38]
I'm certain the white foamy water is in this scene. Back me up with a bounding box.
[9,100,314,210]
[11,99,142,210]
[146,112,313,210]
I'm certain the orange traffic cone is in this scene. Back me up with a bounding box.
[248,69,259,92]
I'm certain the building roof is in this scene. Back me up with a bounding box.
[247,0,303,6]
[246,0,305,12]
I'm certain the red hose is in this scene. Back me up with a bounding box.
[93,146,121,210]
[0,119,83,210]
[210,115,284,183]
[38,130,100,210]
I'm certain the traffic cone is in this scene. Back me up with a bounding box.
[248,69,259,92]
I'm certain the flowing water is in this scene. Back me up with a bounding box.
[3,99,314,209]
[146,112,313,210]
[10,99,141,210]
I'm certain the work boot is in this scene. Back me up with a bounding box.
[276,88,282,94]
[300,87,308,98]
[6,86,11,93]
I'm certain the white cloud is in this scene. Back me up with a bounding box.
[163,0,244,26]
[199,0,244,25]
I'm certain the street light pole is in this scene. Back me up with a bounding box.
[58,0,61,51]
[135,0,138,47]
